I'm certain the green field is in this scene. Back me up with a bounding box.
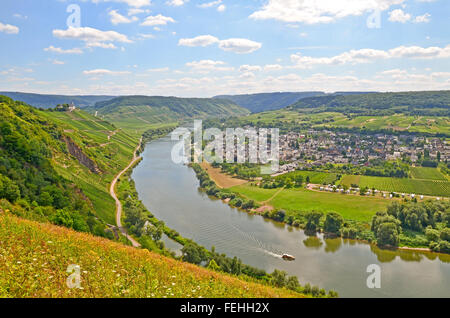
[410,167,447,181]
[231,184,391,222]
[223,110,450,136]
[340,175,450,198]
[276,170,339,184]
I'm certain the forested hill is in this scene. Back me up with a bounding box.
[0,92,115,109]
[0,95,109,235]
[89,96,250,133]
[289,91,450,116]
[214,92,326,113]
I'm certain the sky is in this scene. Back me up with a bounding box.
[0,0,449,97]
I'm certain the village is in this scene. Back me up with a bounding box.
[278,130,449,172]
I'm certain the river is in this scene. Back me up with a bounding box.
[132,136,450,298]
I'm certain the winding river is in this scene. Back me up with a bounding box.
[132,136,450,298]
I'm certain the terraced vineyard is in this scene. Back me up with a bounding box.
[276,171,339,184]
[410,167,447,181]
[340,175,450,197]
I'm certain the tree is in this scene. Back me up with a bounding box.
[181,243,206,265]
[323,212,343,234]
[376,222,400,247]
[271,269,287,288]
[286,276,300,291]
[425,227,440,242]
[305,211,323,232]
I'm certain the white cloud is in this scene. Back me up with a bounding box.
[128,8,151,16]
[138,33,155,39]
[147,67,170,72]
[218,38,262,54]
[388,9,411,23]
[141,14,175,26]
[109,10,139,24]
[414,13,431,23]
[186,60,234,72]
[88,0,152,8]
[0,21,19,34]
[389,45,450,59]
[198,0,222,8]
[86,42,118,49]
[250,0,406,24]
[44,46,84,54]
[290,44,450,68]
[83,69,131,76]
[178,35,219,47]
[179,35,262,54]
[166,0,189,6]
[52,59,65,65]
[53,27,132,45]
[239,65,262,72]
[264,64,283,71]
[217,4,226,12]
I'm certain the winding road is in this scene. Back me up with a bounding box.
[110,138,143,248]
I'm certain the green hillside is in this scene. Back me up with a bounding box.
[0,92,115,109]
[0,213,303,298]
[0,95,115,236]
[214,92,326,113]
[290,91,450,116]
[90,96,250,135]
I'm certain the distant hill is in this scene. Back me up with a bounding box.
[0,92,115,109]
[290,91,450,116]
[90,95,250,133]
[214,92,327,113]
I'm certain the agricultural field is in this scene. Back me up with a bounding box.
[340,175,450,198]
[0,213,302,298]
[225,110,450,136]
[328,115,450,135]
[231,184,391,222]
[410,167,447,181]
[276,170,339,185]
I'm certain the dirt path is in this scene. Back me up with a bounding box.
[110,138,142,248]
[261,187,285,205]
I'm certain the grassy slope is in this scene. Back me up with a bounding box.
[90,96,250,136]
[0,213,302,298]
[231,184,390,222]
[221,110,449,135]
[38,109,139,224]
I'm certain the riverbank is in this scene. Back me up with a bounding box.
[131,136,450,297]
[117,135,338,298]
[192,163,449,255]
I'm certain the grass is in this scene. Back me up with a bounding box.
[410,167,447,181]
[340,175,450,198]
[277,170,339,184]
[231,184,391,222]
[229,110,450,136]
[0,213,303,298]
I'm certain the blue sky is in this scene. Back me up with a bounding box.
[0,0,449,97]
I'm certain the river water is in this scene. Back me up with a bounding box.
[132,136,450,298]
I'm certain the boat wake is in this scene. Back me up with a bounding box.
[230,224,283,258]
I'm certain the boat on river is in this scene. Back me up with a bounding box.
[282,254,295,261]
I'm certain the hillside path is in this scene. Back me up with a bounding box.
[110,137,143,248]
